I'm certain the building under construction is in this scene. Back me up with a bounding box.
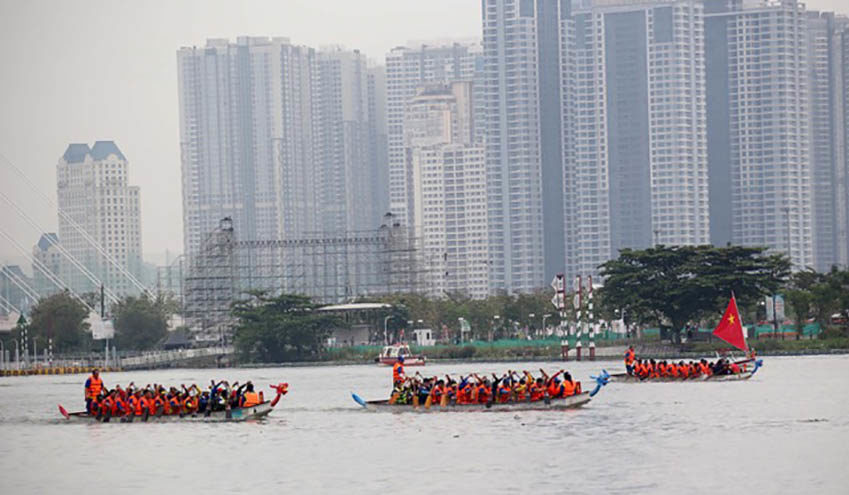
[178,214,429,340]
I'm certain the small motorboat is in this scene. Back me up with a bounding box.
[376,343,426,366]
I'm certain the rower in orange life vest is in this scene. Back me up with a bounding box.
[85,368,105,414]
[240,382,262,408]
[624,346,636,375]
[392,355,406,386]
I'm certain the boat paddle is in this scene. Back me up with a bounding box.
[58,405,70,420]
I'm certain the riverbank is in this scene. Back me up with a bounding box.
[239,337,848,368]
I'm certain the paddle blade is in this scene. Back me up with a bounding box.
[351,392,368,408]
[58,404,70,420]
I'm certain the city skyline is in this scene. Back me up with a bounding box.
[1,0,848,273]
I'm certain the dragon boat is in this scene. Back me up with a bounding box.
[351,372,609,413]
[608,360,762,383]
[58,383,288,423]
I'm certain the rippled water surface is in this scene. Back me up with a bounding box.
[1,356,847,494]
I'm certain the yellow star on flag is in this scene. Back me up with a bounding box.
[728,315,735,324]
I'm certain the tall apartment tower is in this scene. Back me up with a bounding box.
[56,141,142,295]
[482,0,565,292]
[385,40,484,229]
[317,47,385,233]
[32,233,62,298]
[405,82,489,298]
[706,0,813,269]
[562,0,710,281]
[177,38,387,255]
[839,18,849,267]
[806,12,849,270]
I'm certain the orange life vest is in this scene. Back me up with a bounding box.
[241,392,259,408]
[392,362,404,383]
[87,375,103,399]
[530,383,545,402]
[625,349,635,365]
[561,380,576,397]
[476,384,491,403]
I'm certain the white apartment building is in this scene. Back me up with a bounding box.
[385,40,483,228]
[56,141,142,296]
[177,38,386,255]
[406,83,489,298]
[806,11,849,270]
[706,0,813,269]
[482,0,564,293]
[563,0,710,280]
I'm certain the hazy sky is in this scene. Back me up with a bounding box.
[0,0,846,268]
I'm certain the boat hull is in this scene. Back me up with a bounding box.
[609,370,755,383]
[378,356,425,366]
[358,392,592,412]
[61,401,276,422]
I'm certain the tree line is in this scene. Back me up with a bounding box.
[4,245,845,360]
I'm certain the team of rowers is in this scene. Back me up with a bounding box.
[623,346,751,380]
[83,368,287,420]
[390,356,581,406]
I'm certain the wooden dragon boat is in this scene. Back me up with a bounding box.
[58,383,288,423]
[608,360,762,383]
[351,372,609,413]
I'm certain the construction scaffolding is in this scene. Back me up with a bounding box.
[181,215,429,340]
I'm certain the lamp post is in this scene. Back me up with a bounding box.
[491,315,500,342]
[383,315,392,345]
[542,314,551,337]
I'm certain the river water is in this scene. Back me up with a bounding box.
[1,355,847,494]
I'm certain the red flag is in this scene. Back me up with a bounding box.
[712,294,747,351]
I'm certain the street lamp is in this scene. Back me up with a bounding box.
[383,315,393,345]
[491,315,500,342]
[542,314,552,337]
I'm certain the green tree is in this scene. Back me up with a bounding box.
[232,292,345,362]
[598,245,789,340]
[112,294,169,350]
[28,291,91,352]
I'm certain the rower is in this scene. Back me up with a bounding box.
[240,383,260,408]
[392,355,406,386]
[85,369,105,413]
[624,346,636,375]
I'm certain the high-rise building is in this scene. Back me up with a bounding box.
[0,265,32,314]
[406,82,489,298]
[706,0,813,269]
[177,38,387,255]
[562,0,710,281]
[838,19,849,267]
[56,141,142,295]
[317,47,385,233]
[482,0,564,292]
[385,40,483,228]
[32,233,62,298]
[806,12,849,270]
